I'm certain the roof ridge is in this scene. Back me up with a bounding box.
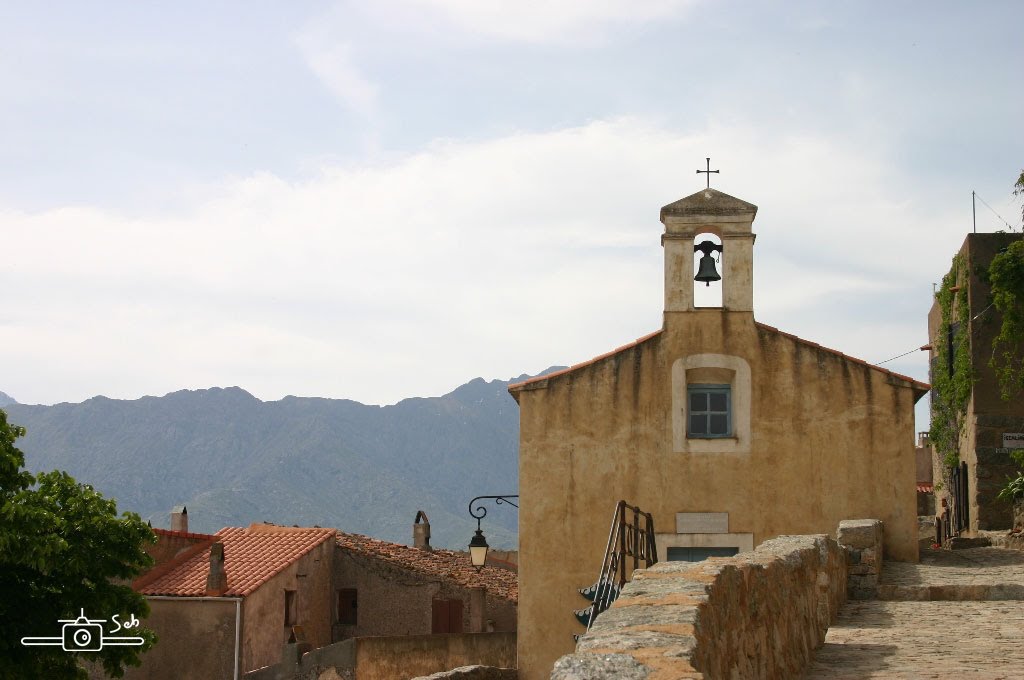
[152,527,217,540]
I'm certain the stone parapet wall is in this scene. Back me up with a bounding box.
[411,665,518,680]
[837,519,884,599]
[245,633,515,680]
[550,533,847,680]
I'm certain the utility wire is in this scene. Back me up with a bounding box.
[876,346,929,366]
[974,191,1016,232]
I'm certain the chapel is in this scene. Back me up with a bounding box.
[509,185,929,680]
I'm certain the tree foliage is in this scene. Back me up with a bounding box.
[0,409,157,679]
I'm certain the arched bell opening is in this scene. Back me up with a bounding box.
[693,232,723,308]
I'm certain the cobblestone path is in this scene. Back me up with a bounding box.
[804,547,1024,679]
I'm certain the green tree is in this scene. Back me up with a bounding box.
[0,409,157,679]
[1015,169,1024,223]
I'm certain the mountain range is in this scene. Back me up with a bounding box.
[1,372,560,549]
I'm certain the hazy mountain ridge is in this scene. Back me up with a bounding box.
[1,371,564,549]
[0,391,16,407]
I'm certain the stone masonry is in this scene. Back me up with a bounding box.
[551,533,847,680]
[806,545,1024,678]
[836,519,883,600]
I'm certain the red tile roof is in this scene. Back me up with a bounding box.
[917,483,934,493]
[336,532,518,602]
[152,527,217,541]
[508,323,930,395]
[136,524,335,597]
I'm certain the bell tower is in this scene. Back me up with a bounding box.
[659,188,758,313]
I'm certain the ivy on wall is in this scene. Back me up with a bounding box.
[988,240,1024,400]
[929,254,973,468]
[989,239,1024,503]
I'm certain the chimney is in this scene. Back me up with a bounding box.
[205,542,227,596]
[170,505,188,533]
[413,510,431,550]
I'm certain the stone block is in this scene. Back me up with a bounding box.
[550,653,654,680]
[837,520,882,551]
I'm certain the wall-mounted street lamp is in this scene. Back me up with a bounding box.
[467,495,518,571]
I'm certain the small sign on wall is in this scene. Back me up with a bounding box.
[676,512,729,534]
[1004,433,1024,449]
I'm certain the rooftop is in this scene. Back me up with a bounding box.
[337,531,518,602]
[136,524,336,597]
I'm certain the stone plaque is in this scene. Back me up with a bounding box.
[1003,433,1024,449]
[676,512,729,534]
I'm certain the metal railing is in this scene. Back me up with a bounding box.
[575,500,657,634]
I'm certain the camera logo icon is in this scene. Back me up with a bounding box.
[21,609,143,652]
[62,615,104,652]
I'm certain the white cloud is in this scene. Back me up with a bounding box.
[398,0,698,43]
[293,28,378,116]
[0,117,966,407]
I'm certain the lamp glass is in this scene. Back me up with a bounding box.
[469,529,489,568]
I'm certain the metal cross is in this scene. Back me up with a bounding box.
[696,157,719,189]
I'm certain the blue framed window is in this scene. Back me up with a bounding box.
[687,384,731,438]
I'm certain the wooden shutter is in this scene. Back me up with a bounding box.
[431,599,464,633]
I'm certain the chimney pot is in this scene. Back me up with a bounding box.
[206,542,227,596]
[170,505,188,533]
[413,510,431,550]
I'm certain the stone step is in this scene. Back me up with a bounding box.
[876,583,1024,601]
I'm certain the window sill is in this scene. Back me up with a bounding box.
[687,435,737,441]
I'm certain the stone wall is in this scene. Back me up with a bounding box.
[550,533,847,680]
[411,665,518,680]
[837,519,883,600]
[244,632,516,680]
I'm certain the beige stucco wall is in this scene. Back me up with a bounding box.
[241,540,335,673]
[353,632,516,680]
[117,598,238,680]
[514,310,920,680]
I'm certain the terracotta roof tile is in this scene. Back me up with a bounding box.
[917,483,934,494]
[152,527,217,541]
[137,524,335,597]
[336,532,518,602]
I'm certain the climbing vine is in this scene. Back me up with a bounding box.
[929,254,973,468]
[988,239,1024,504]
[987,239,1024,400]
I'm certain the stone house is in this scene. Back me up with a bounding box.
[509,187,929,679]
[927,232,1024,532]
[121,510,516,679]
[333,526,517,640]
[129,521,337,680]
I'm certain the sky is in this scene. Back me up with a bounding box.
[2,1,1022,434]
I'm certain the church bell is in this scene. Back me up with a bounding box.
[694,240,723,287]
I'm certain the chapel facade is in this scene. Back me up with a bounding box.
[509,187,928,680]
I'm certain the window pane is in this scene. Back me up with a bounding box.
[689,392,707,411]
[709,414,728,435]
[709,392,727,411]
[689,414,706,435]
